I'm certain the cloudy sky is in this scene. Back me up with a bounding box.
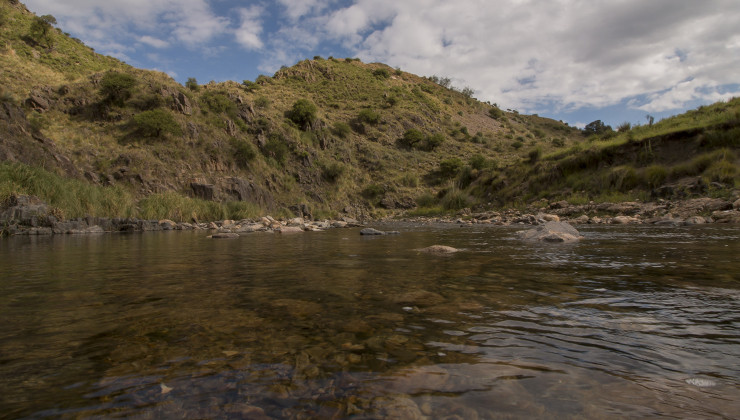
[22,0,740,127]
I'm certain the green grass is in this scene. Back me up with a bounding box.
[0,161,135,218]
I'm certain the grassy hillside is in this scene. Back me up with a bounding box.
[0,1,737,222]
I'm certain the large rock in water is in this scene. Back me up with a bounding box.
[517,221,583,243]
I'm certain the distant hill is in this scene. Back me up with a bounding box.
[1,1,737,222]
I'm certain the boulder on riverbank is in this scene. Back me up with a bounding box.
[517,221,583,243]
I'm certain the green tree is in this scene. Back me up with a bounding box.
[399,129,424,149]
[30,14,56,48]
[133,109,182,138]
[583,120,612,136]
[185,77,199,91]
[100,72,137,106]
[424,133,445,151]
[287,99,317,130]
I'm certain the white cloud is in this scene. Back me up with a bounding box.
[234,5,264,50]
[277,0,330,22]
[324,0,740,113]
[23,0,229,51]
[139,35,170,49]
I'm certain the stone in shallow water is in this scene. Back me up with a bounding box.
[417,245,459,254]
[517,221,582,243]
[210,233,239,239]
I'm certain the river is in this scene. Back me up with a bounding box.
[1,223,738,419]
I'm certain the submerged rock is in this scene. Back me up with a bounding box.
[210,233,240,239]
[517,221,583,243]
[417,245,459,254]
[360,228,400,235]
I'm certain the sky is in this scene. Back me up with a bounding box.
[22,0,740,128]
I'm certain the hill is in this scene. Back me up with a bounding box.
[0,1,738,224]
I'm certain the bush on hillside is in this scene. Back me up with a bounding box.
[100,72,137,107]
[287,99,317,130]
[30,14,56,47]
[439,157,464,178]
[332,121,351,138]
[185,77,199,91]
[399,129,425,149]
[357,108,380,124]
[261,133,289,165]
[230,138,256,168]
[133,109,182,139]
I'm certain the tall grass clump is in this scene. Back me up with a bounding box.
[137,192,225,222]
[440,187,471,210]
[225,201,264,220]
[0,162,134,218]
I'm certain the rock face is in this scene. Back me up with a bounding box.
[517,221,583,243]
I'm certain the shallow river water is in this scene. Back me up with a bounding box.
[1,223,739,419]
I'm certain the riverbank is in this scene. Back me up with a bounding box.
[3,194,740,236]
[397,196,740,226]
[0,194,364,236]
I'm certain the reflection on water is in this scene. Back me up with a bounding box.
[1,224,739,418]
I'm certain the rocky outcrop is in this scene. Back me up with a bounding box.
[517,221,583,243]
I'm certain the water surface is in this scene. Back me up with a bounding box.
[1,224,739,418]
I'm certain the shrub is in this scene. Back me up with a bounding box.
[358,108,380,124]
[230,138,256,168]
[400,173,419,187]
[415,192,437,207]
[705,160,737,184]
[439,158,464,178]
[30,14,56,47]
[185,77,199,91]
[372,68,390,79]
[424,133,445,151]
[201,91,236,114]
[287,99,317,129]
[469,154,488,170]
[488,107,504,120]
[441,188,471,210]
[528,147,542,163]
[254,96,270,109]
[512,140,524,149]
[100,72,137,106]
[133,109,182,138]
[583,120,613,136]
[242,80,259,92]
[643,165,668,188]
[399,129,425,149]
[321,162,345,183]
[362,184,384,199]
[332,121,351,138]
[262,133,289,165]
[617,122,632,132]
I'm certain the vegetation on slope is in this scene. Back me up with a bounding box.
[0,1,737,222]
